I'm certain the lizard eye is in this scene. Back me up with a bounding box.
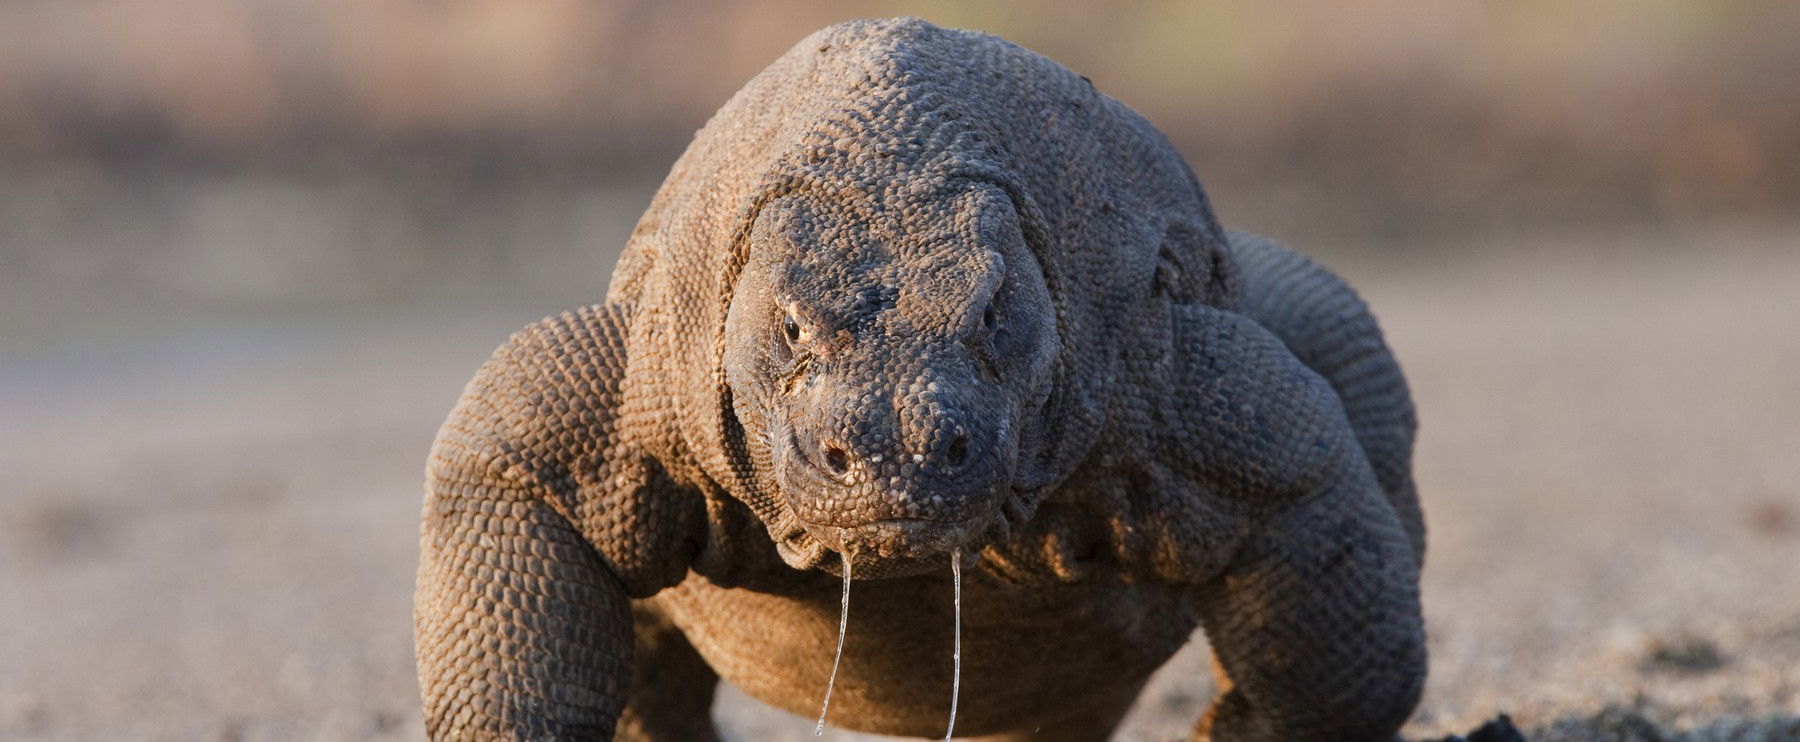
[982,305,998,331]
[783,313,802,345]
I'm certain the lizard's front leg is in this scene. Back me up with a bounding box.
[614,602,721,742]
[1165,304,1425,741]
[415,479,635,738]
[1193,488,1423,741]
[415,304,704,740]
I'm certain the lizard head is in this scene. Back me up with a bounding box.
[724,179,1059,576]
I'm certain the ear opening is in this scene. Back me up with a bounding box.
[1155,221,1240,308]
[1203,238,1241,308]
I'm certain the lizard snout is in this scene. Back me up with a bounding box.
[781,365,1016,531]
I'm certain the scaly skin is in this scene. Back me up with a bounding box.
[416,17,1425,741]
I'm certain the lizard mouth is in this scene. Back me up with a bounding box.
[809,516,986,559]
[770,492,1033,578]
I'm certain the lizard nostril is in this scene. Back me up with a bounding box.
[823,444,850,475]
[945,434,968,467]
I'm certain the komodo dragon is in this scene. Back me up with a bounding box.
[417,17,1428,742]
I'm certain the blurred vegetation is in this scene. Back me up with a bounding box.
[1,0,1795,304]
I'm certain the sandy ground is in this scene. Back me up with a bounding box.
[2,223,1798,741]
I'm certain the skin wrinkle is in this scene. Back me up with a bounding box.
[416,17,1428,742]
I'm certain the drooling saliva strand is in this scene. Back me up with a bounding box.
[815,551,852,736]
[944,548,963,740]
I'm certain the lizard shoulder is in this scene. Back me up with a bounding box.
[1026,303,1372,585]
[1152,300,1375,504]
[1154,303,1367,503]
[427,303,705,597]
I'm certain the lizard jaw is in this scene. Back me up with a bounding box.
[817,516,986,559]
[773,509,1005,578]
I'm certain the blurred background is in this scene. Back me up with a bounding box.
[2,2,1797,740]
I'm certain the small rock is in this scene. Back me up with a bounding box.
[5,494,110,563]
[1640,633,1729,674]
[1745,499,1796,538]
[1537,705,1669,742]
[1427,713,1528,742]
[0,690,46,732]
[368,710,401,734]
[1465,715,1529,742]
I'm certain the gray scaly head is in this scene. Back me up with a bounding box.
[723,163,1060,577]
[618,18,1227,579]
